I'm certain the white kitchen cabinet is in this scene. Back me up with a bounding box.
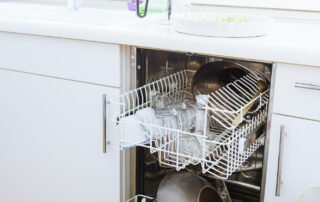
[263,114,320,202]
[0,69,121,202]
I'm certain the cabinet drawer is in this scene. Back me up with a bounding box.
[273,63,320,121]
[0,32,120,87]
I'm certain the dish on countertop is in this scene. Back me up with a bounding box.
[172,13,273,37]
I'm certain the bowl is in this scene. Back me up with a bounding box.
[157,172,223,202]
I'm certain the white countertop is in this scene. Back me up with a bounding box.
[0,2,319,67]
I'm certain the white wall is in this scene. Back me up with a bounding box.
[0,0,126,8]
[2,0,319,22]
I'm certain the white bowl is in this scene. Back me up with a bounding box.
[171,12,274,38]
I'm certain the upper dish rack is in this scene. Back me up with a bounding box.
[114,69,269,179]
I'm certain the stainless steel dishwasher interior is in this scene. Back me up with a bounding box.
[132,48,272,202]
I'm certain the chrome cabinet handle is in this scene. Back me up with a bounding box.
[295,82,320,91]
[102,94,110,154]
[276,125,286,196]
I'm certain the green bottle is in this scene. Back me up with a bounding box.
[136,0,168,18]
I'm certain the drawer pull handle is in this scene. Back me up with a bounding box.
[276,125,286,196]
[295,82,320,91]
[102,94,110,154]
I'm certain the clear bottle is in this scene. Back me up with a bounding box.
[134,0,192,22]
[136,0,168,18]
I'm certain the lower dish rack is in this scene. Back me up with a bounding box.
[126,195,155,202]
[114,70,269,180]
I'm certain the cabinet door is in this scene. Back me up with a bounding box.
[264,114,320,202]
[0,69,121,202]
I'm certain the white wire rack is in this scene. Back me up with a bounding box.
[201,106,268,179]
[114,70,269,179]
[125,195,155,202]
[198,73,269,130]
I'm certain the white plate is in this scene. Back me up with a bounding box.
[171,12,274,38]
[119,115,148,148]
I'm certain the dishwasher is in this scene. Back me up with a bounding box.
[114,48,272,202]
